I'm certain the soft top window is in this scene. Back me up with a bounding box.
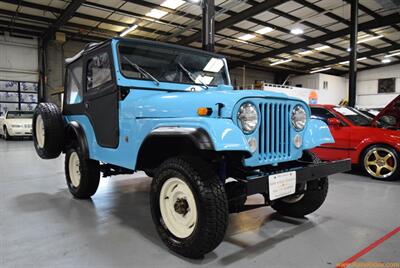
[65,59,83,105]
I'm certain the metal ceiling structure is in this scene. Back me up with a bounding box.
[0,0,399,76]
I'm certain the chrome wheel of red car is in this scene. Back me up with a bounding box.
[363,147,398,180]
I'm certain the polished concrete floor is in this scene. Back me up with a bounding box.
[1,139,399,267]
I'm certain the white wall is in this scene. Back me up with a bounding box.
[230,67,274,89]
[356,64,400,108]
[287,73,348,105]
[0,33,38,82]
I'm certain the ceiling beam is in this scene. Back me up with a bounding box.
[42,0,85,42]
[308,44,400,69]
[178,0,289,45]
[246,13,400,62]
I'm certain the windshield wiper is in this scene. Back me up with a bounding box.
[178,62,208,90]
[123,56,159,86]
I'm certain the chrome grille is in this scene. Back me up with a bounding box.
[258,101,292,162]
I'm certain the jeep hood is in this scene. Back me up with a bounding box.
[130,89,307,118]
[372,95,400,129]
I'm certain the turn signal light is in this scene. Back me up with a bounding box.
[197,107,212,116]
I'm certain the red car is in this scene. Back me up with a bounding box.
[310,95,400,181]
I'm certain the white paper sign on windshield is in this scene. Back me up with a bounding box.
[333,107,358,116]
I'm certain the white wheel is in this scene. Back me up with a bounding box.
[36,114,45,148]
[68,151,81,188]
[159,177,197,239]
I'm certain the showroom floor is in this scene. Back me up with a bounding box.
[1,139,399,268]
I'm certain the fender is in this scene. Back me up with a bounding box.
[352,135,400,164]
[144,118,252,154]
[66,121,90,159]
[147,127,214,150]
[303,119,335,149]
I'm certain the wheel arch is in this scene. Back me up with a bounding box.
[136,127,213,171]
[135,127,250,171]
[358,142,399,164]
[65,121,90,159]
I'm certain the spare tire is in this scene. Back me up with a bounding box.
[33,103,65,159]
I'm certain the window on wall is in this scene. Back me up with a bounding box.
[323,81,328,90]
[87,52,112,91]
[378,78,396,93]
[65,60,83,104]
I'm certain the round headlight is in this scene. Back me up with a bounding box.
[291,105,307,131]
[237,102,258,133]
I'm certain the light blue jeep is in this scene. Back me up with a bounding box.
[32,38,350,258]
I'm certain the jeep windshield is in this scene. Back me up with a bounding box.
[118,42,229,87]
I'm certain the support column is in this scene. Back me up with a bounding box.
[348,0,358,107]
[202,0,215,52]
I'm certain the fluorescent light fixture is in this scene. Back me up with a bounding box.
[384,51,400,58]
[255,27,274,34]
[315,45,330,51]
[146,9,168,19]
[120,24,138,37]
[161,0,185,9]
[339,57,367,65]
[310,67,331,73]
[238,34,255,41]
[299,50,312,55]
[357,35,383,44]
[203,58,224,73]
[290,28,303,35]
[382,58,391,63]
[270,58,292,66]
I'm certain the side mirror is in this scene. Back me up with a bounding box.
[327,118,341,126]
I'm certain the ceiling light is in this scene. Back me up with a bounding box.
[384,51,400,58]
[270,58,292,66]
[339,57,367,65]
[203,58,224,73]
[315,45,330,51]
[310,67,331,73]
[146,9,168,19]
[255,27,274,34]
[347,48,351,52]
[161,0,185,9]
[299,50,312,55]
[357,35,383,44]
[238,34,255,41]
[119,24,138,37]
[290,28,303,35]
[381,58,391,63]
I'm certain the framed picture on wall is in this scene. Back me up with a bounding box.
[378,78,396,93]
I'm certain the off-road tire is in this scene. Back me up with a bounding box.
[271,151,329,218]
[3,126,10,140]
[65,142,100,199]
[144,169,155,177]
[150,156,229,259]
[361,144,400,181]
[33,102,65,159]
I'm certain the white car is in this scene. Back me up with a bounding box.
[0,111,33,140]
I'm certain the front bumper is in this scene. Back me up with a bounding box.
[244,158,351,197]
[8,128,32,136]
